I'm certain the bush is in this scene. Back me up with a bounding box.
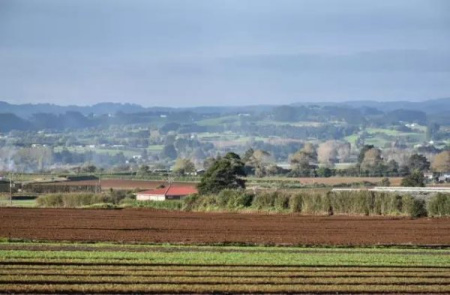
[182,194,201,211]
[82,203,118,209]
[62,194,105,207]
[406,197,427,218]
[289,194,303,213]
[106,189,134,204]
[176,189,448,218]
[274,193,290,211]
[36,193,106,208]
[252,192,277,210]
[217,189,253,210]
[428,193,450,217]
[401,171,425,187]
[121,199,182,210]
[36,194,63,207]
[300,192,330,215]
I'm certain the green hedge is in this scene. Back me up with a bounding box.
[181,190,438,217]
[428,193,450,217]
[36,193,106,208]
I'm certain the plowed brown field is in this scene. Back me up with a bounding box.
[1,208,449,246]
[53,179,197,190]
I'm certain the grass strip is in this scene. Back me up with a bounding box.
[1,249,449,267]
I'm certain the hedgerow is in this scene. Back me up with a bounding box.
[182,190,440,217]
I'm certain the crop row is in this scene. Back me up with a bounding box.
[1,269,449,278]
[1,283,449,294]
[2,274,450,285]
[2,255,448,267]
[2,264,448,273]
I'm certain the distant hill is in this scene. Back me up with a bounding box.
[0,101,147,118]
[335,98,450,114]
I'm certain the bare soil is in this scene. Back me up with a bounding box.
[0,208,449,246]
[53,179,197,190]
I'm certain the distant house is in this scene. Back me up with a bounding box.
[0,179,10,193]
[423,172,435,181]
[136,186,198,201]
[438,173,450,183]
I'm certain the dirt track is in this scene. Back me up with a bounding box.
[0,208,449,246]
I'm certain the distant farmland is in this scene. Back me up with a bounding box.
[45,177,405,191]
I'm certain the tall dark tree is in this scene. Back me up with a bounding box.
[197,152,246,195]
[401,171,425,187]
[160,144,177,160]
[408,154,430,173]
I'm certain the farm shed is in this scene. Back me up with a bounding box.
[0,179,10,193]
[136,186,197,201]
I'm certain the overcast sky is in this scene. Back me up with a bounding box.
[1,0,449,107]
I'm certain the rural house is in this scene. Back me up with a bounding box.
[438,172,450,183]
[136,185,198,201]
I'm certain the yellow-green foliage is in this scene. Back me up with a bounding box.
[36,193,105,208]
[181,190,433,217]
[428,193,450,217]
[121,199,182,210]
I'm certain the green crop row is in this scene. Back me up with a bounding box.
[1,249,449,267]
[3,264,448,273]
[2,274,449,285]
[2,269,448,278]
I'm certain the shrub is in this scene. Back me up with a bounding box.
[329,191,371,216]
[428,193,450,217]
[36,194,63,207]
[82,203,118,209]
[406,197,427,218]
[301,192,329,215]
[401,171,425,187]
[121,199,182,210]
[182,194,200,211]
[36,193,105,208]
[106,189,133,204]
[274,193,290,211]
[289,194,303,213]
[380,177,391,186]
[252,192,277,210]
[217,189,253,210]
[62,194,105,207]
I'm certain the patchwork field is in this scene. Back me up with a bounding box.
[0,242,449,294]
[53,179,198,190]
[50,177,403,191]
[295,177,403,186]
[1,208,449,246]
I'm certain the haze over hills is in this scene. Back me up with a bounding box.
[1,98,450,118]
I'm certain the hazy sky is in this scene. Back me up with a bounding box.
[1,0,449,107]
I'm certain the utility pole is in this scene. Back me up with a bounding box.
[9,173,13,206]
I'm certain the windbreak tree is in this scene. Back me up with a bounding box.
[197,152,246,195]
[408,154,430,173]
[401,171,425,187]
[173,158,196,176]
[431,151,450,173]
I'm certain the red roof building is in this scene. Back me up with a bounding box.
[136,185,198,201]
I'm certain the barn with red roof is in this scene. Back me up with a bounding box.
[136,185,198,201]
